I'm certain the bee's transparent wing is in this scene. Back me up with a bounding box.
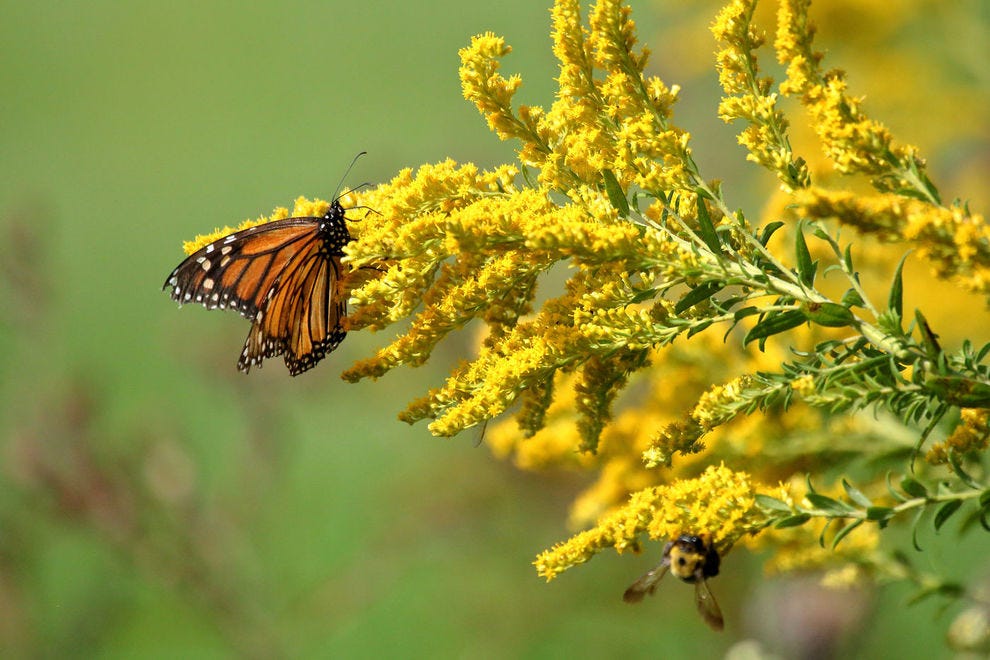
[693,577,724,631]
[622,563,670,603]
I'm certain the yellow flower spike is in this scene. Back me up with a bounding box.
[458,33,526,142]
[795,188,990,297]
[927,409,990,465]
[588,0,645,74]
[536,464,768,580]
[712,0,809,191]
[551,0,594,93]
[775,0,930,195]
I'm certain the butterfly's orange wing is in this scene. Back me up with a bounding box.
[164,201,352,375]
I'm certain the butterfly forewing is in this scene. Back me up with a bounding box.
[164,219,319,321]
[166,199,354,376]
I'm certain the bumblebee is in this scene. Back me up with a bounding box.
[623,534,724,631]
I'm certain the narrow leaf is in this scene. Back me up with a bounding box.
[911,508,925,551]
[802,302,855,328]
[686,320,713,338]
[947,451,981,489]
[888,252,910,320]
[775,513,811,528]
[676,281,724,314]
[744,310,806,345]
[794,227,816,286]
[733,306,761,322]
[866,506,894,525]
[806,493,856,515]
[755,494,793,512]
[906,582,964,606]
[900,476,929,499]
[759,221,785,247]
[818,518,834,548]
[933,500,963,532]
[832,519,864,549]
[696,197,722,254]
[602,170,629,217]
[842,479,873,508]
[840,288,865,308]
[914,309,941,360]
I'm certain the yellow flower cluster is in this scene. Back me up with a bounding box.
[535,464,768,580]
[459,0,695,195]
[775,0,923,183]
[926,409,990,465]
[712,0,809,190]
[796,188,990,297]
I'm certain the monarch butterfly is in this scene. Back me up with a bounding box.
[163,197,353,375]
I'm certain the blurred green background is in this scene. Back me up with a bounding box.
[1,1,988,658]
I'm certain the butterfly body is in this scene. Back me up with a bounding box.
[164,199,352,375]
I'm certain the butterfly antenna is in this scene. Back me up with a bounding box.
[332,151,368,201]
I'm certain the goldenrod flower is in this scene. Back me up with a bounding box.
[535,464,769,580]
[796,188,990,297]
[775,0,931,197]
[927,409,990,465]
[712,0,809,190]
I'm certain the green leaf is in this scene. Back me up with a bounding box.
[887,252,910,321]
[628,287,658,304]
[602,169,629,217]
[933,500,963,532]
[947,451,981,489]
[775,513,811,528]
[832,519,864,548]
[905,582,964,607]
[842,479,873,508]
[914,309,941,361]
[805,493,857,515]
[818,518,834,548]
[840,288,865,308]
[911,508,925,551]
[759,221,785,247]
[755,494,793,512]
[686,320,713,338]
[695,197,722,255]
[732,306,761,322]
[802,302,855,328]
[866,506,895,527]
[926,375,990,407]
[900,476,929,499]
[675,281,724,314]
[979,489,990,508]
[887,472,909,502]
[744,310,806,345]
[794,226,816,286]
